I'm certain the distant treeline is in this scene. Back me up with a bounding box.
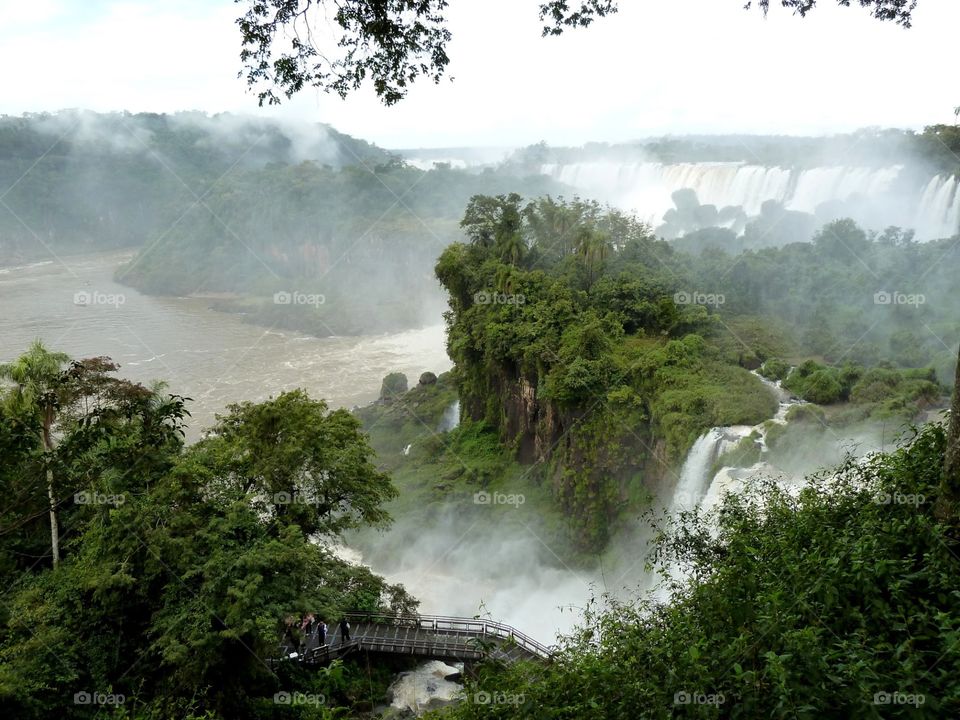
[0,110,392,262]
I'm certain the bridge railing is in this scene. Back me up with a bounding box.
[343,611,552,659]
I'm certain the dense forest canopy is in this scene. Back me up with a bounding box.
[0,110,390,260]
[0,346,416,717]
[431,194,952,550]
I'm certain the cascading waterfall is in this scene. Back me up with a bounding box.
[915,175,960,241]
[667,373,802,520]
[666,428,725,514]
[540,162,960,241]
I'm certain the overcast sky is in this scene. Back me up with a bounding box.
[1,0,957,148]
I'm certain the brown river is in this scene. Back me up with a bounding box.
[0,252,452,439]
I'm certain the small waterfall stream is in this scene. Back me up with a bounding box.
[667,373,803,519]
[438,399,460,432]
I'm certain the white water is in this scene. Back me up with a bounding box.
[438,399,460,431]
[389,661,463,714]
[541,161,960,241]
[914,174,960,241]
[666,428,724,514]
[662,373,803,523]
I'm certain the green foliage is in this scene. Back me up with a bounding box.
[0,345,413,718]
[780,360,943,423]
[438,423,960,719]
[759,358,790,381]
[636,336,777,461]
[715,434,762,472]
[784,361,843,404]
[435,196,780,550]
[355,370,458,471]
[784,403,827,425]
[193,390,397,537]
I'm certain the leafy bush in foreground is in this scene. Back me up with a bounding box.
[438,424,960,719]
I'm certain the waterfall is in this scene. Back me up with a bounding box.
[915,175,960,240]
[787,166,901,213]
[667,373,802,520]
[541,161,958,241]
[667,429,724,514]
[438,399,460,432]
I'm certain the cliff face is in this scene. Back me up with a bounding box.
[462,361,663,551]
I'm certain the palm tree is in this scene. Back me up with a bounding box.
[494,265,516,295]
[0,340,70,567]
[496,230,525,266]
[575,228,612,287]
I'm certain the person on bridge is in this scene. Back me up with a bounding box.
[300,613,316,652]
[283,616,300,657]
[317,619,327,646]
[339,618,351,644]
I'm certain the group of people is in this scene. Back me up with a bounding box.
[284,614,351,655]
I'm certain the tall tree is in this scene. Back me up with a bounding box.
[575,226,611,287]
[0,341,70,567]
[194,389,397,538]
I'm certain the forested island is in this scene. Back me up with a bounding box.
[0,111,564,335]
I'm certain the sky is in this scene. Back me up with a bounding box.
[1,0,957,148]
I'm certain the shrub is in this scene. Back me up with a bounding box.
[444,424,960,719]
[759,358,790,381]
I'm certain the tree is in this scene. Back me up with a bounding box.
[748,0,916,26]
[575,226,611,287]
[0,372,413,717]
[236,0,915,105]
[460,193,525,251]
[0,341,70,567]
[195,390,397,537]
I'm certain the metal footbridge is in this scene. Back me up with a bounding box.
[280,612,552,665]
